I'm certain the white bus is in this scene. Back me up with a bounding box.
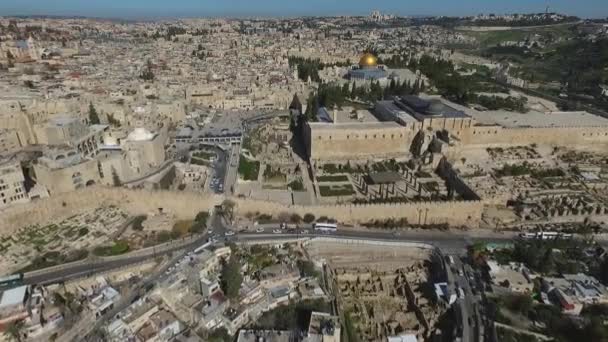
[313,222,338,233]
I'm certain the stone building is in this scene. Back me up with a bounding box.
[33,147,100,195]
[0,129,24,154]
[34,116,108,157]
[122,128,166,176]
[306,121,409,160]
[0,155,29,209]
[347,53,388,81]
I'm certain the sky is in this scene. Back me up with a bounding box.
[1,0,607,19]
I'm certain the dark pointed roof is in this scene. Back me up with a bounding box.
[289,93,302,111]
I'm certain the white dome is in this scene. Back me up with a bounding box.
[127,127,154,142]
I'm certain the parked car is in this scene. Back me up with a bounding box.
[225,231,235,236]
[256,227,265,233]
[272,229,282,234]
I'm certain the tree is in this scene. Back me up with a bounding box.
[297,260,318,278]
[290,213,302,224]
[111,167,121,187]
[303,213,315,224]
[220,199,236,223]
[220,255,242,299]
[278,211,291,223]
[191,211,209,234]
[208,328,231,342]
[131,215,147,231]
[107,113,121,127]
[6,319,24,342]
[140,59,155,81]
[88,102,100,125]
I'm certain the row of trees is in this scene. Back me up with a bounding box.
[288,57,322,83]
[302,79,424,122]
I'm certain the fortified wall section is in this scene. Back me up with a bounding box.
[0,186,223,233]
[0,186,482,232]
[234,198,483,227]
[463,125,608,146]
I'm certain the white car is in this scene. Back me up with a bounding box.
[300,229,309,234]
[256,227,265,233]
[225,231,235,236]
[272,229,282,234]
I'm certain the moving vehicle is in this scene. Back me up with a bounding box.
[518,231,572,240]
[256,227,265,233]
[272,229,282,234]
[313,222,338,233]
[225,231,235,236]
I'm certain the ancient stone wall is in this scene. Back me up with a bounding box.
[307,123,415,160]
[0,186,223,233]
[463,125,608,147]
[234,198,483,227]
[0,185,482,233]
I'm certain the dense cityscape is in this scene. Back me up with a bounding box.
[0,3,608,342]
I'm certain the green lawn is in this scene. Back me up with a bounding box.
[317,175,349,182]
[93,240,130,256]
[238,155,260,181]
[192,151,215,160]
[319,184,355,197]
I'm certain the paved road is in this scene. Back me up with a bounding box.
[19,207,519,287]
[23,235,208,286]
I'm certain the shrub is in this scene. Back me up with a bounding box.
[303,213,315,223]
[131,215,147,231]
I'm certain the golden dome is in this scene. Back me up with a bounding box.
[359,53,378,68]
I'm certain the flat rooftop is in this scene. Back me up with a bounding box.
[375,100,419,123]
[308,121,403,131]
[0,285,27,308]
[318,107,380,123]
[470,110,608,128]
[399,95,470,119]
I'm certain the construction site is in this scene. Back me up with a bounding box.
[306,240,446,342]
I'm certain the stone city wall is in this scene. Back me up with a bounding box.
[234,198,483,227]
[464,125,608,147]
[0,186,223,233]
[0,186,483,233]
[307,124,414,160]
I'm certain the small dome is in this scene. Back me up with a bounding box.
[359,53,378,68]
[127,127,154,141]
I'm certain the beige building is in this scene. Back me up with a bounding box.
[306,121,409,161]
[0,155,29,208]
[0,129,24,154]
[305,106,414,161]
[33,127,165,194]
[33,147,100,195]
[308,95,608,161]
[34,116,108,157]
[123,128,166,176]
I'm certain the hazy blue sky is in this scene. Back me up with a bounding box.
[1,0,607,19]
